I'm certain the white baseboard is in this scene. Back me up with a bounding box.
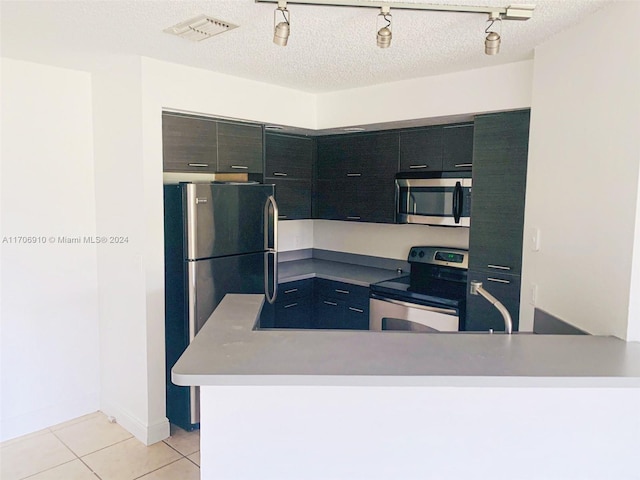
[100,401,169,445]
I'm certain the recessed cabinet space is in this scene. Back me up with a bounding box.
[466,109,530,332]
[316,132,398,223]
[265,133,314,220]
[162,112,263,174]
[162,113,218,173]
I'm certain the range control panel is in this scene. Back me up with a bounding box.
[408,246,469,269]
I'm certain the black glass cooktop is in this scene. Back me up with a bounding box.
[370,275,466,309]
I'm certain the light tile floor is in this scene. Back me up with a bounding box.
[0,412,200,480]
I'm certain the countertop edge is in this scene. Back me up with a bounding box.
[172,294,640,388]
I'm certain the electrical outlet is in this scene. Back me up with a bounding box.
[531,227,541,252]
[529,283,538,306]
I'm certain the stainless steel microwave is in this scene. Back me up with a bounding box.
[395,173,472,227]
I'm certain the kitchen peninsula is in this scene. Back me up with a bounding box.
[173,294,640,480]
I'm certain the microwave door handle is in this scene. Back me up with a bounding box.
[453,181,462,223]
[409,193,417,214]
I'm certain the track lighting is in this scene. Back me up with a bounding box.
[257,1,534,54]
[273,0,290,46]
[376,7,392,49]
[484,12,502,55]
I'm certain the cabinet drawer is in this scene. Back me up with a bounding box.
[465,270,521,332]
[278,279,313,302]
[314,278,369,306]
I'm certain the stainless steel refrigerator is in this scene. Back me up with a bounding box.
[163,182,278,430]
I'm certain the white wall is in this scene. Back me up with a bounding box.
[520,1,640,339]
[201,385,640,480]
[0,59,100,441]
[317,60,533,128]
[91,56,169,444]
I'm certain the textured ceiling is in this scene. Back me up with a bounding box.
[0,0,615,93]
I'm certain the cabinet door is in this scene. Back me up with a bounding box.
[465,270,521,332]
[442,123,474,171]
[317,132,398,180]
[399,126,443,172]
[162,113,217,173]
[265,133,314,179]
[274,299,312,329]
[344,304,369,330]
[217,121,263,173]
[468,110,530,275]
[271,179,312,220]
[314,296,344,329]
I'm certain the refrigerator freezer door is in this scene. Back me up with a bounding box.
[185,183,275,260]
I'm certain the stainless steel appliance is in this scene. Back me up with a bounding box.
[164,182,278,430]
[395,172,472,227]
[370,247,468,332]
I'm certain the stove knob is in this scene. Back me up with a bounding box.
[418,250,425,258]
[410,250,417,258]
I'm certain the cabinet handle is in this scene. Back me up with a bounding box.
[409,164,428,169]
[188,163,209,167]
[346,173,362,177]
[487,277,510,284]
[348,307,364,313]
[283,302,298,309]
[347,216,361,220]
[231,165,249,170]
[278,215,288,220]
[284,288,298,294]
[335,289,350,294]
[273,172,288,177]
[488,264,511,271]
[454,163,473,168]
[323,301,338,306]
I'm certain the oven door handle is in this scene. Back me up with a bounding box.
[372,296,457,316]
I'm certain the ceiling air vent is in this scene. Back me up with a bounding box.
[164,14,238,41]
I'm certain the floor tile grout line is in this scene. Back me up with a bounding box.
[162,439,199,459]
[131,456,186,480]
[19,458,78,480]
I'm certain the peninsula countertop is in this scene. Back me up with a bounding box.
[172,294,640,388]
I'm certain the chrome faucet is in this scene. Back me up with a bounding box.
[470,281,513,334]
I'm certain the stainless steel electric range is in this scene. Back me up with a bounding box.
[369,246,468,332]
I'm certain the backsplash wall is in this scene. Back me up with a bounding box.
[279,220,469,261]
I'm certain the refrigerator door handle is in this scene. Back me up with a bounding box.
[264,251,278,304]
[264,195,279,251]
[264,194,279,304]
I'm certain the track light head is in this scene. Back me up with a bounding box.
[376,7,392,48]
[273,2,290,46]
[484,12,501,55]
[377,27,392,48]
[484,31,500,55]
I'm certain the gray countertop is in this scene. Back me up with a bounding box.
[278,258,402,286]
[172,294,640,388]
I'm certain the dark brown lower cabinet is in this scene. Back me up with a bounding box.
[465,270,521,332]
